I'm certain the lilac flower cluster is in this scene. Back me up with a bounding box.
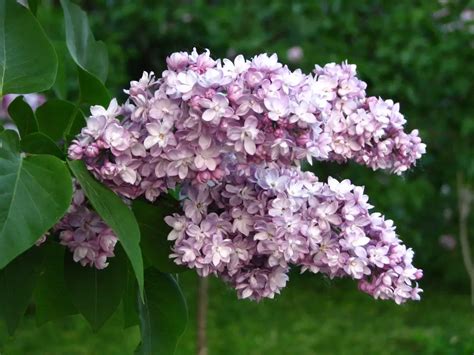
[69,49,425,201]
[166,166,422,304]
[315,64,425,173]
[65,50,424,303]
[53,185,118,269]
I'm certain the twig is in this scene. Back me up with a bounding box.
[456,172,474,306]
[197,276,209,355]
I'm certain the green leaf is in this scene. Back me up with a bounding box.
[64,246,127,331]
[60,0,108,83]
[68,107,86,138]
[0,247,44,335]
[59,0,110,106]
[34,242,77,326]
[168,187,180,201]
[35,99,79,141]
[52,40,75,100]
[68,159,144,298]
[27,0,38,15]
[21,132,63,158]
[0,0,57,95]
[0,131,73,269]
[122,268,139,329]
[137,269,188,355]
[7,96,38,138]
[52,44,68,100]
[78,68,111,106]
[132,198,185,274]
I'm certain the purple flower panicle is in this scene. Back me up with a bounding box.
[167,166,422,303]
[54,185,118,269]
[69,50,425,201]
[63,50,424,304]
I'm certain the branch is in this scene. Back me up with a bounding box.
[197,276,209,355]
[456,172,474,306]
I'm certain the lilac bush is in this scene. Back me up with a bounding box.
[66,49,425,304]
[3,0,470,349]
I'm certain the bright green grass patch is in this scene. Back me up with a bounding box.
[1,272,473,355]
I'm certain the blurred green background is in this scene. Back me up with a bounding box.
[3,0,474,354]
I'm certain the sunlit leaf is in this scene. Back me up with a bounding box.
[0,131,72,269]
[68,159,144,298]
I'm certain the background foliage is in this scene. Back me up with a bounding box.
[1,0,473,354]
[74,0,474,288]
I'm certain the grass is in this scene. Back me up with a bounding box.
[1,271,473,355]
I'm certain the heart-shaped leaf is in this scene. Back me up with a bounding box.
[122,268,139,329]
[26,0,38,15]
[35,99,81,141]
[64,245,127,331]
[34,242,77,326]
[7,96,38,138]
[0,131,73,269]
[132,198,186,274]
[137,269,188,355]
[68,159,144,297]
[21,132,64,158]
[68,107,87,138]
[0,0,58,95]
[0,247,44,335]
[78,68,111,106]
[51,41,75,100]
[60,0,108,83]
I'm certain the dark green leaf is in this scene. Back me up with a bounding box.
[64,246,127,331]
[69,107,86,138]
[7,96,38,138]
[137,269,188,355]
[78,68,111,106]
[68,159,144,298]
[27,0,38,15]
[51,40,80,102]
[21,132,63,158]
[51,41,69,100]
[168,187,180,201]
[35,99,78,141]
[132,198,185,274]
[60,0,108,83]
[34,242,77,326]
[0,131,73,269]
[122,268,139,329]
[0,0,57,95]
[0,247,44,335]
